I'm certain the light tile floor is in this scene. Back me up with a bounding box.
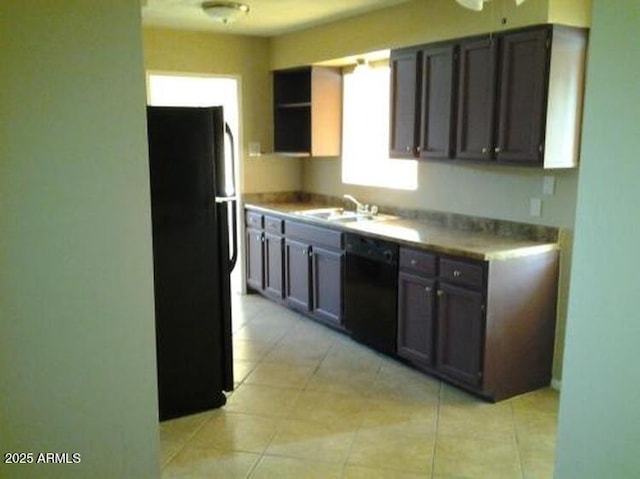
[160,292,559,478]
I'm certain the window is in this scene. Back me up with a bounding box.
[341,64,417,190]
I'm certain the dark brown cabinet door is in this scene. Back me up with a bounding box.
[456,37,497,160]
[397,272,436,369]
[390,48,421,158]
[246,228,264,291]
[284,238,311,312]
[495,28,549,163]
[311,246,343,326]
[436,282,484,387]
[419,44,456,159]
[264,233,284,300]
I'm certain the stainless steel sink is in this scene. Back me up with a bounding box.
[293,207,396,223]
[294,207,361,222]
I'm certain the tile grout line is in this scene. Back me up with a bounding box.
[244,453,264,479]
[511,400,527,479]
[161,410,220,471]
[235,301,292,479]
[431,380,443,479]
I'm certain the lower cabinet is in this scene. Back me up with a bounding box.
[436,281,484,388]
[284,238,311,311]
[264,232,284,299]
[397,272,436,368]
[284,220,344,328]
[245,212,284,300]
[397,248,437,368]
[245,226,264,291]
[397,246,559,401]
[245,209,345,329]
[310,246,343,327]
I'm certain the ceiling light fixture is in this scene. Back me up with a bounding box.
[455,0,526,12]
[201,1,250,24]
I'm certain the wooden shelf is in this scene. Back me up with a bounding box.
[273,66,342,157]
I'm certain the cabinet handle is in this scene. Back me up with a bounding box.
[261,234,265,243]
[481,147,488,154]
[424,286,431,293]
[453,269,462,277]
[416,146,421,153]
[405,146,412,152]
[437,290,443,297]
[494,147,501,153]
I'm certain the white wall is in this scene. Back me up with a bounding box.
[555,0,640,476]
[0,1,160,477]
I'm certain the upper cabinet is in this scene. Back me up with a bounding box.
[455,36,497,161]
[494,29,549,163]
[420,43,457,160]
[457,27,550,164]
[390,25,587,168]
[389,48,420,158]
[390,43,456,160]
[273,66,342,157]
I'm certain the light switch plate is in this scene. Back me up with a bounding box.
[530,197,542,217]
[542,176,556,195]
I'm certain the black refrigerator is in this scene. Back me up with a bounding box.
[146,106,237,421]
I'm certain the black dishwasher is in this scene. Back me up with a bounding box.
[344,233,399,355]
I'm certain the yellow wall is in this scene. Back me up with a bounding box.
[271,0,590,68]
[549,0,593,26]
[142,27,302,193]
[271,0,551,68]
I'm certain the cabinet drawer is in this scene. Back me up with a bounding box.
[264,216,284,234]
[439,258,485,289]
[399,248,437,276]
[285,220,342,249]
[246,211,263,229]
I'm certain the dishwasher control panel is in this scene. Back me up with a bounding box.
[345,233,398,265]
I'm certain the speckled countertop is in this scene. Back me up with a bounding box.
[244,202,559,261]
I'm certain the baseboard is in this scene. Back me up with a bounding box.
[551,379,562,391]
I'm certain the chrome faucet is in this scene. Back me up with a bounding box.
[343,194,364,211]
[343,194,378,215]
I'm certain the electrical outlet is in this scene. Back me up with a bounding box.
[530,198,542,217]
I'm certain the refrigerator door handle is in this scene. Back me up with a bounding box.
[224,122,237,196]
[215,196,238,273]
[228,198,238,273]
[215,196,237,203]
[223,123,238,273]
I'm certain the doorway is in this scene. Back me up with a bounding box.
[146,72,243,293]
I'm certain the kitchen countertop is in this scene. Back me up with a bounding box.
[244,202,559,261]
